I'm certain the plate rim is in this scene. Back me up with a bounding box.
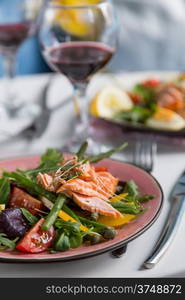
[97,117,185,137]
[0,156,164,263]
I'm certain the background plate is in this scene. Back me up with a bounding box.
[89,71,185,138]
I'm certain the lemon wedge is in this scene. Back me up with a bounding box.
[52,0,101,37]
[90,86,133,118]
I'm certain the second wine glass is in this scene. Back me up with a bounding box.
[0,0,43,117]
[39,0,118,151]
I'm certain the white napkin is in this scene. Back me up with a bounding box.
[0,74,73,142]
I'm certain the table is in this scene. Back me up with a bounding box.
[0,72,184,278]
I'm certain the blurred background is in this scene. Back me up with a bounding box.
[1,0,185,77]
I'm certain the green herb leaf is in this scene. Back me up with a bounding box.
[54,231,70,252]
[20,208,38,226]
[39,148,63,168]
[55,219,81,233]
[16,148,63,179]
[132,84,155,102]
[123,180,139,198]
[54,219,83,249]
[0,177,10,205]
[116,106,153,123]
[0,233,18,250]
[69,232,83,248]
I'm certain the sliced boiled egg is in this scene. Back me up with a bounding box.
[146,107,185,131]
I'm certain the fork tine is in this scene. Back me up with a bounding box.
[133,138,157,173]
[148,139,157,172]
[133,140,142,167]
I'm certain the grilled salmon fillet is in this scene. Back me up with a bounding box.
[71,192,122,217]
[37,161,120,217]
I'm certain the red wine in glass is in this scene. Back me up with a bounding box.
[45,42,114,82]
[0,23,30,52]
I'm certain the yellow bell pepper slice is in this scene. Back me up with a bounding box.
[0,204,5,211]
[97,214,135,228]
[58,210,89,232]
[109,193,128,203]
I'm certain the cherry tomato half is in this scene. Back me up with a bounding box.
[16,218,55,253]
[142,78,160,88]
[95,167,108,172]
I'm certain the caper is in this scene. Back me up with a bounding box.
[116,185,124,194]
[100,226,116,240]
[116,181,126,194]
[84,232,103,245]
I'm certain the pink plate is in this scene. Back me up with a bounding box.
[0,155,163,263]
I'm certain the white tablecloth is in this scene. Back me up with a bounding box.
[0,73,184,278]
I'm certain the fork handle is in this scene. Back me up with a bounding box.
[143,195,185,269]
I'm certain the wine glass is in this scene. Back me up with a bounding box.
[39,0,118,151]
[0,0,43,117]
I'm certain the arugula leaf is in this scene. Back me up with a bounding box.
[0,177,10,205]
[54,231,70,252]
[39,148,63,168]
[115,82,157,125]
[116,106,153,124]
[55,219,81,233]
[21,208,38,226]
[132,84,155,102]
[0,233,18,250]
[69,232,82,248]
[17,148,63,179]
[54,220,83,250]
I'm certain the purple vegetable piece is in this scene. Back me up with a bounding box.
[0,208,28,238]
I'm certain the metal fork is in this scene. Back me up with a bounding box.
[111,138,157,258]
[133,138,157,173]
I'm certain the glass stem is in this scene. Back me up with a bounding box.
[2,50,17,110]
[3,51,16,79]
[73,82,89,140]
